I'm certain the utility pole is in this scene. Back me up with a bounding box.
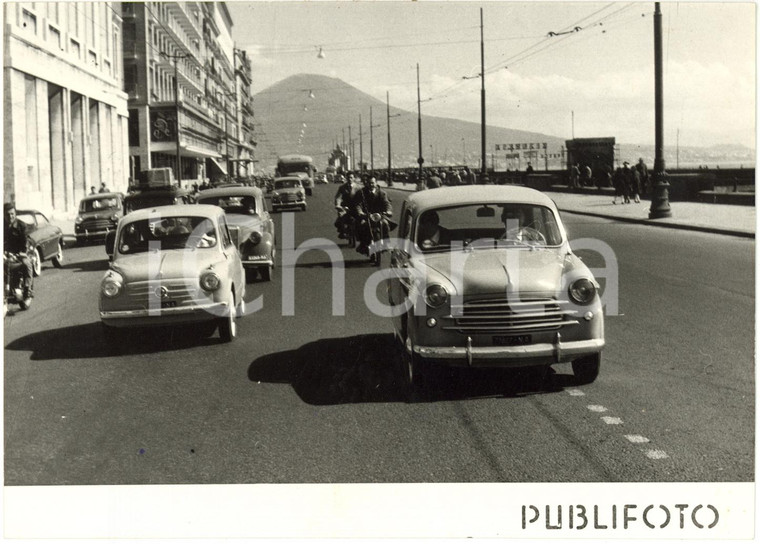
[370,107,374,175]
[480,7,486,182]
[649,2,672,218]
[359,114,363,175]
[348,125,353,170]
[417,63,424,186]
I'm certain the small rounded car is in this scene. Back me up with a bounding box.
[270,177,307,212]
[75,192,124,244]
[195,186,276,282]
[387,185,605,395]
[100,205,245,342]
[16,209,64,276]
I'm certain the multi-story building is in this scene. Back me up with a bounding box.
[122,2,255,186]
[3,2,129,215]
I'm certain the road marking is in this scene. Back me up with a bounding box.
[646,449,669,460]
[587,405,608,412]
[601,416,623,425]
[567,389,585,396]
[625,434,650,444]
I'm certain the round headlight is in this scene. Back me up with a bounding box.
[75,216,84,224]
[424,284,449,308]
[200,271,221,292]
[569,278,596,305]
[249,231,262,245]
[102,279,122,298]
[110,214,120,221]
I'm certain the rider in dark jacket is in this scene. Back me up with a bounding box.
[4,202,33,299]
[334,173,357,240]
[351,176,393,254]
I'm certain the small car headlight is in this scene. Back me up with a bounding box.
[424,284,449,308]
[249,231,262,245]
[569,278,596,305]
[200,271,221,292]
[102,278,122,298]
[110,214,120,221]
[75,216,84,224]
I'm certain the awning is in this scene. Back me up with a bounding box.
[207,157,228,180]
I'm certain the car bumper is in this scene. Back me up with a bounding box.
[241,259,273,268]
[100,301,228,328]
[412,337,605,367]
[75,225,117,238]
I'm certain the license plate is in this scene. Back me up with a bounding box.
[493,334,532,346]
[161,300,177,309]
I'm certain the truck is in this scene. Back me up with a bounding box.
[276,155,316,196]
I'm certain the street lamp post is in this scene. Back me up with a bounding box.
[649,2,672,218]
[386,92,401,187]
[480,7,486,181]
[417,63,424,186]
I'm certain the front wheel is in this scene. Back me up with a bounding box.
[29,246,41,277]
[572,353,601,385]
[402,349,427,402]
[217,290,237,342]
[52,241,64,268]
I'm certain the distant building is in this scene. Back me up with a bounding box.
[3,2,129,214]
[121,2,255,185]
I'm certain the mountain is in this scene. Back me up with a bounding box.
[252,74,565,172]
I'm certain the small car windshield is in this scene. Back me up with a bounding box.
[415,203,563,251]
[15,212,35,227]
[275,180,299,189]
[81,197,120,212]
[118,216,217,254]
[197,195,256,215]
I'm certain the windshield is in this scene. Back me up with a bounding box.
[197,195,256,215]
[278,163,311,176]
[80,197,120,213]
[117,216,217,254]
[275,179,299,190]
[415,203,563,251]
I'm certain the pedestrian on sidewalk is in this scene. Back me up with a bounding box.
[612,167,624,204]
[569,163,580,190]
[635,158,650,196]
[622,162,632,204]
[631,166,641,203]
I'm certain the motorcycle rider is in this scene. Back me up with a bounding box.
[334,172,357,240]
[4,202,33,301]
[351,175,393,256]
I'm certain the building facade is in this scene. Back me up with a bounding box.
[122,2,255,187]
[4,2,129,215]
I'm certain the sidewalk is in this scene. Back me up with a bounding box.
[381,181,756,239]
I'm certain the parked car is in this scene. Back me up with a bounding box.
[124,185,193,213]
[270,177,307,212]
[74,192,124,244]
[195,186,276,282]
[100,205,245,342]
[387,185,605,396]
[15,209,64,276]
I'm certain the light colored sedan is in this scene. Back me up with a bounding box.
[270,177,307,212]
[196,186,276,282]
[387,185,605,395]
[100,205,245,342]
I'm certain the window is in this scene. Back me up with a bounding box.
[89,50,97,67]
[22,9,37,34]
[49,25,61,49]
[70,39,80,58]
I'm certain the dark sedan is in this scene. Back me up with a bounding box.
[16,209,64,276]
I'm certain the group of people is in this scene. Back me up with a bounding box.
[333,173,394,257]
[612,158,649,204]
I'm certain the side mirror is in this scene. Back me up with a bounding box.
[105,231,116,260]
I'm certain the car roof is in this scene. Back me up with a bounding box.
[274,177,302,182]
[121,204,221,222]
[196,186,263,199]
[406,185,558,213]
[124,186,189,199]
[81,192,122,201]
[278,154,312,163]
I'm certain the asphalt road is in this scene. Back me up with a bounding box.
[4,183,754,484]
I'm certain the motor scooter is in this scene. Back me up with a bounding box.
[4,252,31,315]
[335,206,356,247]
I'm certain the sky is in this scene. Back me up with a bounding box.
[226,1,756,148]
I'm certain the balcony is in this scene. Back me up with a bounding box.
[166,3,202,39]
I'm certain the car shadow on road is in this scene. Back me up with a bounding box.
[5,321,226,360]
[63,258,111,273]
[247,333,579,405]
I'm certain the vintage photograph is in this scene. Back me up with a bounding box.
[3,0,755,538]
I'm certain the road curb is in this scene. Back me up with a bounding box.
[557,208,755,239]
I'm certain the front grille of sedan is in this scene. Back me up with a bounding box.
[443,297,579,334]
[282,193,298,202]
[125,280,200,307]
[81,218,113,231]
